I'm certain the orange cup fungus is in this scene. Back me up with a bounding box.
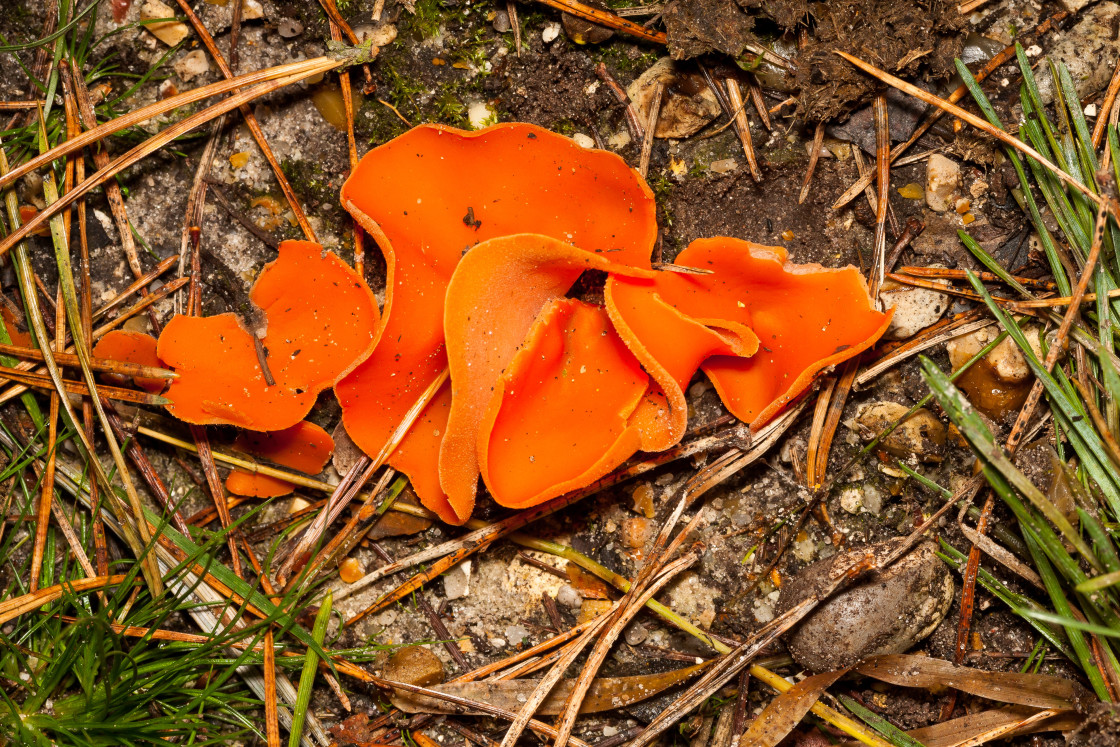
[225,420,334,498]
[153,123,890,527]
[157,240,379,432]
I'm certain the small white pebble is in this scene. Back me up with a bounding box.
[572,133,595,149]
[1025,44,1042,57]
[467,101,495,129]
[542,22,561,43]
[709,158,738,174]
[1085,103,1098,118]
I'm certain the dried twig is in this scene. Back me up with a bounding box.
[595,63,645,143]
[638,80,663,178]
[798,122,825,204]
[534,0,667,43]
[725,78,761,182]
[508,1,521,56]
[871,94,890,297]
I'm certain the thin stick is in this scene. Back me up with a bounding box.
[533,0,667,43]
[725,78,761,182]
[638,80,663,178]
[180,127,220,317]
[799,122,825,204]
[884,217,925,274]
[898,265,1054,290]
[202,177,279,249]
[508,1,521,56]
[93,254,181,321]
[805,375,838,490]
[192,424,243,578]
[852,146,878,216]
[747,76,771,130]
[1094,60,1120,149]
[73,91,107,578]
[325,10,365,274]
[871,94,890,297]
[30,289,63,593]
[596,63,645,143]
[958,0,991,13]
[0,360,170,405]
[316,0,376,90]
[0,342,176,379]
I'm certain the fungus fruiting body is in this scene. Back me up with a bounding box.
[438,233,654,522]
[607,238,893,428]
[225,420,335,498]
[479,297,649,510]
[158,240,379,432]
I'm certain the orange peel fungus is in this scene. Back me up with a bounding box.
[607,238,893,429]
[158,239,379,432]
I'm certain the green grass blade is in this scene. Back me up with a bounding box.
[837,694,927,747]
[288,591,331,747]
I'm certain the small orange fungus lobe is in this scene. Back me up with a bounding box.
[19,206,51,237]
[480,298,648,509]
[337,123,657,518]
[0,305,32,349]
[159,240,378,431]
[225,420,334,498]
[606,276,756,452]
[611,238,892,428]
[93,330,168,393]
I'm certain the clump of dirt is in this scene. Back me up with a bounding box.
[1069,702,1120,747]
[794,0,967,121]
[663,0,758,59]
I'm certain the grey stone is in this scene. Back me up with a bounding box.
[778,539,954,672]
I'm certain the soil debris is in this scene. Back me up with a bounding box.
[793,0,966,121]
